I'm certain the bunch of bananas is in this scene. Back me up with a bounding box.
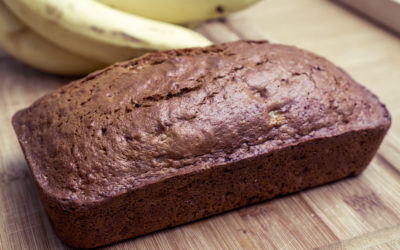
[0,0,259,75]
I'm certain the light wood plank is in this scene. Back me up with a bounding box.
[378,131,400,173]
[302,159,400,241]
[226,16,277,42]
[371,240,400,250]
[319,225,400,250]
[1,0,400,249]
[195,20,240,43]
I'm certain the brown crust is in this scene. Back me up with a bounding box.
[12,41,391,248]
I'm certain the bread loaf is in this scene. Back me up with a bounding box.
[12,41,391,248]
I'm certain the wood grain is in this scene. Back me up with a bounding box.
[1,0,400,249]
[319,226,400,249]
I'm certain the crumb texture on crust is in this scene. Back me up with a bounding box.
[12,41,390,202]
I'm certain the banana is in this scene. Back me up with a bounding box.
[3,0,212,65]
[96,0,260,24]
[0,1,106,75]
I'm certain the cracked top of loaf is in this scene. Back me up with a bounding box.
[13,41,390,203]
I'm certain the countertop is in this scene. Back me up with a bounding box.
[0,0,399,249]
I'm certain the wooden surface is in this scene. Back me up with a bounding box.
[1,0,400,249]
[335,0,400,34]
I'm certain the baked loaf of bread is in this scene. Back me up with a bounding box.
[13,41,390,248]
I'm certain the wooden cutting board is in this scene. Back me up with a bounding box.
[1,0,400,249]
